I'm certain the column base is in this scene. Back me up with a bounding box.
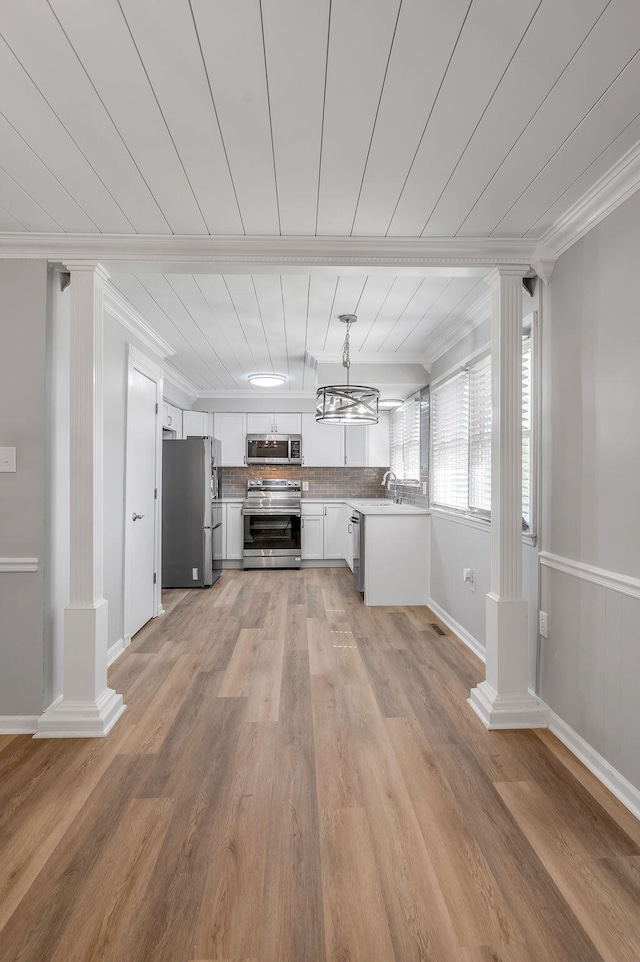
[34,687,126,738]
[468,680,550,730]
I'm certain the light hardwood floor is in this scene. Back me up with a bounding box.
[1,567,639,961]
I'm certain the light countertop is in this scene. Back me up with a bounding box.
[345,499,429,516]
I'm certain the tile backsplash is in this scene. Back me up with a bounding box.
[221,465,388,499]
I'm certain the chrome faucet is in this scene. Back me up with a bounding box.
[382,470,401,503]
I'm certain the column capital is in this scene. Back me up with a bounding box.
[64,261,110,283]
[484,264,530,288]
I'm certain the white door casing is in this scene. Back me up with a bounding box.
[124,346,163,644]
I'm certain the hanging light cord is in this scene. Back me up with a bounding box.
[342,319,351,384]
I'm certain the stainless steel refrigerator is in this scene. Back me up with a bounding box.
[162,436,223,588]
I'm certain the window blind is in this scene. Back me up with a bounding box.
[389,395,421,483]
[431,371,469,510]
[430,334,533,523]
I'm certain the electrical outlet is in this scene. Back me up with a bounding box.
[0,447,16,472]
[539,611,548,638]
[422,481,427,496]
[302,481,309,491]
[192,567,199,581]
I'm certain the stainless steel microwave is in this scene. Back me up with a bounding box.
[246,434,302,465]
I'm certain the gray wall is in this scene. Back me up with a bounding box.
[539,189,640,789]
[0,261,48,715]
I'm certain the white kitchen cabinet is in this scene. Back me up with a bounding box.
[367,411,390,466]
[225,502,244,560]
[356,509,429,606]
[301,417,387,468]
[246,412,301,434]
[214,413,247,466]
[323,503,345,559]
[301,502,324,560]
[182,410,213,437]
[301,514,323,560]
[344,425,368,466]
[301,413,343,466]
[162,401,182,438]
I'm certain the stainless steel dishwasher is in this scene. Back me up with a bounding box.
[350,510,364,592]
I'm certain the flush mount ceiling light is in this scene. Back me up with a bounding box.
[378,398,404,410]
[316,314,379,424]
[248,373,286,387]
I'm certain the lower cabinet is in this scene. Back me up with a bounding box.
[224,502,243,560]
[301,513,324,560]
[323,503,345,559]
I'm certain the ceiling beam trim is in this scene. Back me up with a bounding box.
[0,233,538,273]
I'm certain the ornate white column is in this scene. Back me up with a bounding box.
[37,263,125,737]
[468,267,548,729]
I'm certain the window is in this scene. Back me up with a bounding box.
[389,396,421,484]
[430,334,532,528]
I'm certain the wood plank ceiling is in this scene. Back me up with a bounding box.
[1,0,639,393]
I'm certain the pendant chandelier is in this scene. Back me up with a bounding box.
[315,314,379,424]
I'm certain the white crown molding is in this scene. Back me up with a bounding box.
[422,289,492,364]
[0,557,39,573]
[539,551,640,600]
[198,389,316,400]
[311,351,426,366]
[162,362,200,400]
[540,139,640,259]
[0,232,539,272]
[548,710,640,820]
[103,283,175,360]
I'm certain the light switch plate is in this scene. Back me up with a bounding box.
[0,447,16,472]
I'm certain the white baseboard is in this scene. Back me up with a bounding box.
[107,637,126,667]
[0,715,39,734]
[549,711,640,821]
[427,597,486,663]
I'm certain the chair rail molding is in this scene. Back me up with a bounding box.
[0,557,39,573]
[539,551,640,600]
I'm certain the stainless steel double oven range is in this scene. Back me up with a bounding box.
[242,478,302,569]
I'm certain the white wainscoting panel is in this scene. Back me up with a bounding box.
[539,553,640,800]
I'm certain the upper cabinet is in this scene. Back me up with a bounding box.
[367,412,390,466]
[182,410,213,438]
[162,401,183,438]
[164,407,388,468]
[344,426,367,466]
[302,413,389,467]
[214,412,247,466]
[301,413,343,466]
[246,413,302,434]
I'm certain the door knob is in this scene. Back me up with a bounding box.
[132,512,145,521]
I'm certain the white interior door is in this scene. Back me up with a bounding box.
[126,366,158,637]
